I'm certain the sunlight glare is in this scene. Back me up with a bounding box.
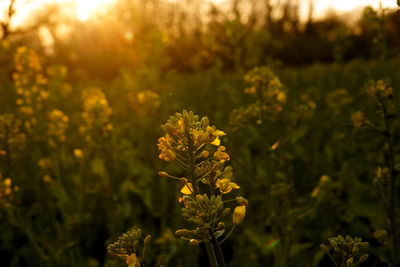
[74,0,116,21]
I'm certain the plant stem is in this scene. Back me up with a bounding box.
[218,225,236,245]
[205,242,219,267]
[327,252,339,267]
[213,240,226,267]
[382,105,398,267]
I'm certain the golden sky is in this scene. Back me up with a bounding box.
[1,0,398,26]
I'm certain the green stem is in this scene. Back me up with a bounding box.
[327,252,339,267]
[213,240,226,267]
[218,225,236,245]
[205,242,219,267]
[382,106,398,267]
[14,209,48,261]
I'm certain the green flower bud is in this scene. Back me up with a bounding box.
[359,254,369,263]
[158,171,168,177]
[221,208,231,217]
[236,196,249,206]
[320,244,329,254]
[217,222,225,230]
[175,229,191,236]
[190,239,200,246]
[144,235,151,247]
[346,257,353,265]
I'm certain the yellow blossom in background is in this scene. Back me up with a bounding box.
[0,114,26,156]
[38,157,52,169]
[74,149,84,159]
[81,87,113,140]
[0,174,18,203]
[351,111,366,128]
[366,80,393,99]
[47,109,69,147]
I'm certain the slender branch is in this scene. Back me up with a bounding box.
[381,104,398,267]
[218,225,236,245]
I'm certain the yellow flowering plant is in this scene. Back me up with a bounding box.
[157,110,248,267]
[351,79,399,266]
[107,228,160,267]
[320,235,369,266]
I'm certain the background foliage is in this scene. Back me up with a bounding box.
[0,0,399,266]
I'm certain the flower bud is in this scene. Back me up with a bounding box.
[158,171,168,177]
[233,205,246,225]
[144,235,151,247]
[346,257,353,265]
[190,239,200,246]
[359,254,369,263]
[175,229,191,236]
[217,222,225,230]
[236,196,249,206]
[320,244,329,254]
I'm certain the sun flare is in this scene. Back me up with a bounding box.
[74,0,116,21]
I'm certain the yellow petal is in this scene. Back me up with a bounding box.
[229,182,240,189]
[180,183,193,195]
[211,137,220,146]
[212,130,226,136]
[126,253,140,267]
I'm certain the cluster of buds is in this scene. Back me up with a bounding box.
[321,235,369,266]
[12,47,49,129]
[107,228,151,267]
[351,80,395,130]
[351,111,368,128]
[80,87,113,142]
[0,114,26,158]
[230,67,287,128]
[157,110,247,245]
[244,67,286,113]
[366,80,393,100]
[47,109,69,147]
[128,90,161,112]
[0,174,18,206]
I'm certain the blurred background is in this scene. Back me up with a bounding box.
[1,0,400,266]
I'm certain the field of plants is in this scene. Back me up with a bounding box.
[1,0,400,266]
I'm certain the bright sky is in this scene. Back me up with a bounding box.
[0,0,398,26]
